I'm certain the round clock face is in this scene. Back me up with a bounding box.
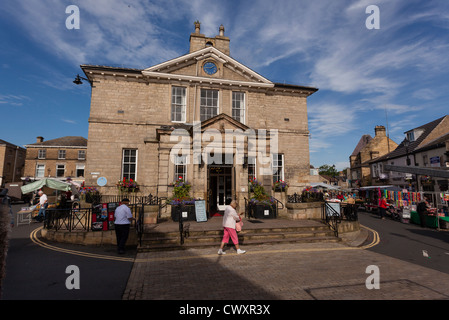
[203,61,218,75]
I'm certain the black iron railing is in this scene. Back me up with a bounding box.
[44,203,144,232]
[287,192,324,203]
[321,202,359,238]
[322,202,341,237]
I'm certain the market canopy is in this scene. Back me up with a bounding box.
[310,183,341,190]
[21,178,72,194]
[359,185,402,191]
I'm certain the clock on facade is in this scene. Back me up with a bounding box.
[203,61,218,75]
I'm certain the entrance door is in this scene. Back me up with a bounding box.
[209,166,232,212]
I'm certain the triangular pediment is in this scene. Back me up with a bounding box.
[142,47,273,88]
[197,113,251,133]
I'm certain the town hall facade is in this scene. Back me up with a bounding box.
[81,23,318,214]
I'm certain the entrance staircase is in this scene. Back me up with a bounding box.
[137,217,340,252]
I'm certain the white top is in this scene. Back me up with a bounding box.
[39,194,48,205]
[114,204,133,225]
[222,205,240,229]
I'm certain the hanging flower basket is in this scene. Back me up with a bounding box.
[273,180,288,192]
[116,178,140,193]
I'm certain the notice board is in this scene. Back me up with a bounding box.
[195,200,208,222]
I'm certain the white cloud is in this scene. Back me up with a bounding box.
[0,94,30,106]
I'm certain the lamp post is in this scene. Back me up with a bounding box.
[404,138,411,166]
[403,138,413,191]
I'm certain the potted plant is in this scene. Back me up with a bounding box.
[273,180,288,192]
[80,183,102,205]
[301,186,324,202]
[249,182,276,219]
[248,177,261,192]
[168,179,196,221]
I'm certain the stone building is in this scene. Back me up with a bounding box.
[23,136,87,183]
[80,23,318,214]
[349,125,398,187]
[0,139,26,186]
[370,115,449,192]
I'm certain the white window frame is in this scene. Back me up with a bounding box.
[35,164,45,178]
[38,149,46,159]
[232,91,245,124]
[122,149,138,181]
[272,153,284,184]
[248,156,257,181]
[56,164,65,177]
[76,164,85,177]
[171,86,187,123]
[58,150,66,160]
[200,89,219,121]
[174,155,187,181]
[78,150,86,160]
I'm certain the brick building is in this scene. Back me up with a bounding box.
[0,139,26,186]
[23,136,87,183]
[80,23,318,213]
[349,126,398,187]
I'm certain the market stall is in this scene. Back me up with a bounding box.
[16,178,74,225]
[358,186,449,228]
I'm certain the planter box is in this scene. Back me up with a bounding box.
[251,204,276,219]
[171,205,196,222]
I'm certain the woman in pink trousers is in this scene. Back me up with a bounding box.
[218,200,246,255]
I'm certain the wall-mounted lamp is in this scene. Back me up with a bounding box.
[73,74,90,85]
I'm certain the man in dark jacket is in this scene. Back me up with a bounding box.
[417,197,430,228]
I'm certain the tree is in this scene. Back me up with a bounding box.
[318,164,339,178]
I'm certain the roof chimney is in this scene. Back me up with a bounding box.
[219,24,225,36]
[374,126,386,137]
[36,136,44,143]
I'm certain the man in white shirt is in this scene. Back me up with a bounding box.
[218,200,246,255]
[36,190,48,222]
[114,198,135,254]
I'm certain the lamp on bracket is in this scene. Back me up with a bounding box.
[73,74,90,85]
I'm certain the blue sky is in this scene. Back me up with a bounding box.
[1,0,448,171]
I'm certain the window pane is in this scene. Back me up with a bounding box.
[200,89,218,121]
[232,92,245,123]
[171,86,186,122]
[122,149,138,181]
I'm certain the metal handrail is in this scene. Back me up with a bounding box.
[322,202,341,237]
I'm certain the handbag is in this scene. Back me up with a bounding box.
[236,220,243,232]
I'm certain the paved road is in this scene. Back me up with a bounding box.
[359,210,449,275]
[3,204,449,307]
[1,204,135,300]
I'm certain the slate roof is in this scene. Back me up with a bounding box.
[350,134,372,157]
[26,136,87,148]
[370,116,447,163]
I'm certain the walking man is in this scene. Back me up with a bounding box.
[417,197,430,228]
[218,200,246,255]
[36,190,48,222]
[114,198,134,254]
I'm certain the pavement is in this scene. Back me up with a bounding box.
[123,233,449,301]
[3,206,449,305]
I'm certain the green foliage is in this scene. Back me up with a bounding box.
[318,164,339,178]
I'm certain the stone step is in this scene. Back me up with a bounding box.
[138,225,339,252]
[141,224,331,240]
[137,235,341,252]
